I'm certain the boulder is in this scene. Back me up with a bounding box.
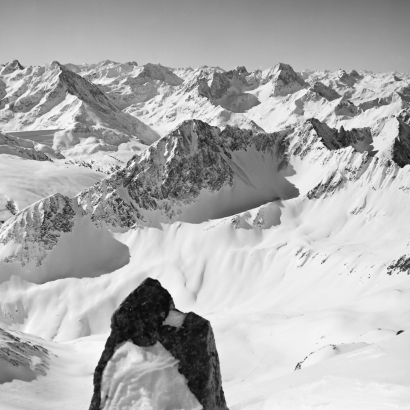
[89,278,228,410]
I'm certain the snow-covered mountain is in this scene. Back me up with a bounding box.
[62,59,410,136]
[0,59,410,410]
[0,60,158,161]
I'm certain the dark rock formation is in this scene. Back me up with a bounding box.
[337,69,358,87]
[198,71,231,100]
[307,118,372,152]
[334,99,358,116]
[387,255,410,275]
[391,118,410,168]
[0,193,76,266]
[312,81,341,101]
[358,96,391,112]
[89,278,228,410]
[0,327,49,383]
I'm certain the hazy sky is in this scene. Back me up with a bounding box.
[1,0,409,73]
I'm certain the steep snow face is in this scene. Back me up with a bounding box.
[100,341,201,410]
[0,60,159,156]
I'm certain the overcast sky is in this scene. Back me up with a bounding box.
[1,0,409,73]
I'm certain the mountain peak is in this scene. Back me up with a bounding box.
[262,62,308,96]
[0,59,24,75]
[50,60,62,69]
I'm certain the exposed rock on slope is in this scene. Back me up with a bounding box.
[295,343,368,371]
[0,327,49,383]
[312,81,341,101]
[306,118,373,152]
[0,193,76,266]
[0,131,53,161]
[89,278,228,410]
[392,117,410,167]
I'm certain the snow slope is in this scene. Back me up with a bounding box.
[0,60,410,410]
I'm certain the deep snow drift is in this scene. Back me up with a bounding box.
[0,59,410,410]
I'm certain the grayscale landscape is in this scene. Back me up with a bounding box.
[0,0,409,409]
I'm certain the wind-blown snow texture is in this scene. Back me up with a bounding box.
[0,59,410,410]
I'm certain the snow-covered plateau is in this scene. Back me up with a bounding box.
[0,58,409,409]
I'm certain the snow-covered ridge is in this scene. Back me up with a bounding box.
[2,107,409,271]
[0,131,53,161]
[0,119,296,268]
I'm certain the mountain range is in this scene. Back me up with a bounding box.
[0,59,409,410]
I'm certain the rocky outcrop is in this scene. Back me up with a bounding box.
[0,193,76,266]
[0,327,49,383]
[198,71,232,100]
[196,68,261,113]
[337,69,358,87]
[306,118,372,152]
[334,99,358,116]
[391,118,410,168]
[387,255,410,275]
[312,81,341,101]
[294,342,367,371]
[89,278,228,410]
[64,158,122,174]
[358,96,391,111]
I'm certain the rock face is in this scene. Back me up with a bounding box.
[0,193,76,266]
[312,81,341,101]
[0,327,49,383]
[89,278,228,410]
